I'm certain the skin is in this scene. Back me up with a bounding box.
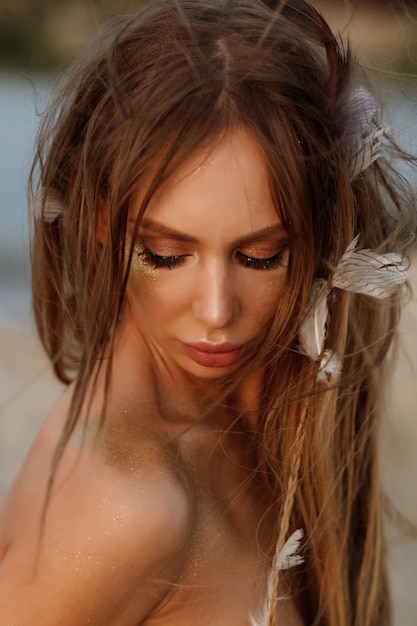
[0,127,303,625]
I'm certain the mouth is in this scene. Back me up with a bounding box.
[181,342,243,368]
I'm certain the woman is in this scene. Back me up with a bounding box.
[0,0,413,623]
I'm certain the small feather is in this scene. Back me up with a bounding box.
[299,280,329,361]
[32,188,65,223]
[317,349,342,383]
[276,528,305,571]
[332,238,407,298]
[249,606,267,626]
[346,88,389,178]
[349,126,388,179]
[248,529,304,626]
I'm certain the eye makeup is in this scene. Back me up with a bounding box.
[235,243,289,271]
[134,240,289,272]
[128,241,161,286]
[127,213,290,275]
[138,244,186,270]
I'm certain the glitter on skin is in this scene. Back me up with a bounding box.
[129,241,160,288]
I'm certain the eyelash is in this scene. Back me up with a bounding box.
[138,243,288,271]
[235,245,288,270]
[138,246,186,269]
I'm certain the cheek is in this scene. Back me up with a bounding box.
[244,271,286,320]
[127,257,187,319]
[129,250,159,290]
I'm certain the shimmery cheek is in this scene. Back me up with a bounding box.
[129,248,160,288]
[245,270,287,326]
[126,264,190,325]
[262,246,289,297]
[265,265,288,294]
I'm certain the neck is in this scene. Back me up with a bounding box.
[110,321,263,430]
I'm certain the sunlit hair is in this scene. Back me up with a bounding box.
[29,0,414,624]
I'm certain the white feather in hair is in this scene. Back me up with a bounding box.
[32,189,65,223]
[249,529,304,626]
[346,87,390,179]
[276,528,305,571]
[317,348,342,384]
[332,236,407,298]
[299,237,407,382]
[299,279,329,362]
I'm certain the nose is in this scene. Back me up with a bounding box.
[192,260,239,330]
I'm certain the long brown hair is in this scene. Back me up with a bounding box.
[29,1,415,624]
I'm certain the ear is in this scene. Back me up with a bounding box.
[96,198,108,244]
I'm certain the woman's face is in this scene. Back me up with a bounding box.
[124,127,289,380]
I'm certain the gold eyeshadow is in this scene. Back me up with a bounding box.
[128,243,160,287]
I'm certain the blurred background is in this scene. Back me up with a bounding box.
[0,0,416,623]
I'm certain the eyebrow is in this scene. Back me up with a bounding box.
[138,218,287,247]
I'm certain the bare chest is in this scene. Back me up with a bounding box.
[142,432,300,625]
[142,506,269,625]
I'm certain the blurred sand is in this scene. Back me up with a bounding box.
[0,263,416,623]
[0,320,65,495]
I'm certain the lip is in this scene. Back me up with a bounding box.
[181,342,243,368]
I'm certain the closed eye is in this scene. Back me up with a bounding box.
[236,244,288,270]
[138,245,186,269]
[137,241,289,271]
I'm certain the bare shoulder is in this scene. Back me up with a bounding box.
[0,392,193,625]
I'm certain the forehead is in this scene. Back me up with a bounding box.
[131,127,283,239]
